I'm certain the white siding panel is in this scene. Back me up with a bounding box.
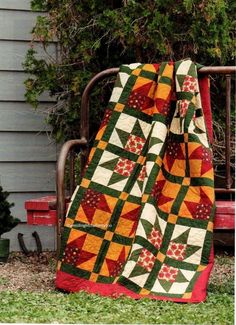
[0,132,56,161]
[2,223,56,251]
[0,5,57,251]
[0,71,53,101]
[9,192,55,222]
[0,10,44,40]
[0,41,56,71]
[0,162,56,192]
[0,0,31,10]
[0,102,51,131]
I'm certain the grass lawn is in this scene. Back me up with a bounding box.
[0,253,234,324]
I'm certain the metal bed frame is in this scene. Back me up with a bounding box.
[56,66,236,253]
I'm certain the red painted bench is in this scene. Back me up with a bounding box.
[25,195,235,230]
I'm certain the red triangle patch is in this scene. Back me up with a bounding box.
[199,188,212,205]
[153,63,160,72]
[129,219,139,237]
[189,146,203,159]
[97,194,111,213]
[68,234,87,249]
[121,206,141,221]
[184,200,198,217]
[77,250,96,266]
[81,204,96,223]
[158,194,174,206]
[201,161,213,176]
[106,247,126,276]
[151,180,166,198]
[135,81,153,96]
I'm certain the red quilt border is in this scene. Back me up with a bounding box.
[55,246,214,303]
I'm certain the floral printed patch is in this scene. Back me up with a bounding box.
[137,248,156,272]
[158,264,178,282]
[138,165,146,182]
[166,241,187,261]
[114,157,136,177]
[148,228,163,250]
[125,134,145,155]
[178,99,190,117]
[182,75,197,93]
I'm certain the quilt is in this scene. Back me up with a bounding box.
[55,60,215,303]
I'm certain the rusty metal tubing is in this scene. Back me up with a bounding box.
[80,68,119,140]
[198,66,236,74]
[69,150,76,196]
[56,138,87,256]
[225,75,232,189]
[215,188,235,193]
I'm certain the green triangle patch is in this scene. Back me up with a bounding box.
[193,125,205,134]
[131,120,145,139]
[159,279,173,292]
[100,158,119,171]
[185,245,201,259]
[175,270,189,283]
[172,229,190,244]
[116,128,130,147]
[153,217,162,235]
[129,263,149,277]
[149,137,163,147]
[108,172,127,185]
[114,74,122,88]
[176,75,185,89]
[129,248,143,262]
[187,64,197,78]
[137,180,144,192]
[141,219,153,237]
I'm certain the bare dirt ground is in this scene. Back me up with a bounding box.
[0,252,56,292]
[0,250,234,293]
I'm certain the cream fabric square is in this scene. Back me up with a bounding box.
[168,282,189,294]
[98,150,119,165]
[91,166,113,186]
[187,228,206,247]
[151,121,167,142]
[115,113,136,133]
[110,87,123,103]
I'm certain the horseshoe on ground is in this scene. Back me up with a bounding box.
[17,231,42,256]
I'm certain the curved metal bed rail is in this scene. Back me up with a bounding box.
[56,138,87,255]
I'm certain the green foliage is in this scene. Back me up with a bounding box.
[24,0,235,142]
[0,186,20,237]
[0,290,233,324]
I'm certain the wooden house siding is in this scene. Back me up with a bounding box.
[0,1,57,251]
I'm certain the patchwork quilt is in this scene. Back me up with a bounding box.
[56,60,215,303]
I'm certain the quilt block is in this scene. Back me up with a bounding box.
[56,60,215,303]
